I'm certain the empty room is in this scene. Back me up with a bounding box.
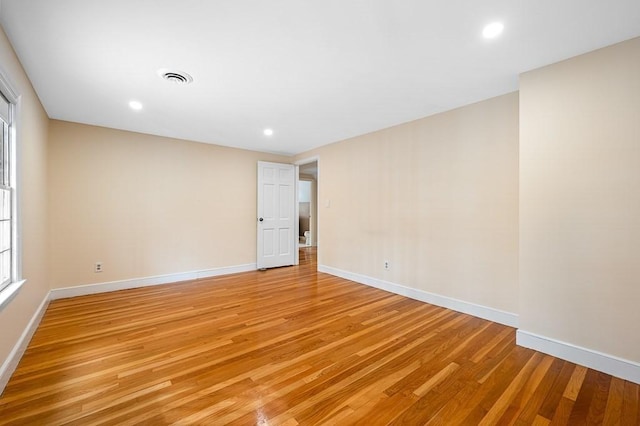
[0,0,639,424]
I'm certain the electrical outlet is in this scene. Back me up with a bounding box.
[95,262,103,273]
[384,260,390,270]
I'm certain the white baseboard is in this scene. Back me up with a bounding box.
[318,265,518,328]
[317,265,640,384]
[50,263,257,300]
[0,293,50,395]
[517,330,640,385]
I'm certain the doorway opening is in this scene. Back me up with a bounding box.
[297,160,318,250]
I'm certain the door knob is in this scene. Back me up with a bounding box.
[259,217,264,222]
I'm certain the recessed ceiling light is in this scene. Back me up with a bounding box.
[482,22,504,39]
[129,100,143,111]
[263,128,274,136]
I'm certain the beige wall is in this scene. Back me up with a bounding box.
[296,92,520,314]
[0,28,50,370]
[48,121,288,288]
[519,38,640,362]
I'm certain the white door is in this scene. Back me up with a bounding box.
[257,161,296,269]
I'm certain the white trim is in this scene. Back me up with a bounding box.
[12,91,23,286]
[0,66,24,306]
[50,263,256,300]
[293,155,320,167]
[0,292,49,395]
[0,68,19,103]
[318,264,519,328]
[0,278,25,310]
[294,164,300,266]
[295,155,319,250]
[516,330,640,385]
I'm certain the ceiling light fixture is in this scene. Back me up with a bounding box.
[157,69,193,85]
[129,100,143,111]
[482,22,504,39]
[263,128,274,136]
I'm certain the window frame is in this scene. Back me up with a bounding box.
[0,104,12,292]
[0,68,24,310]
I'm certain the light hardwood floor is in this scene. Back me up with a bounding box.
[0,247,638,425]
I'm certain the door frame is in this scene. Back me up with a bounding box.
[294,155,319,267]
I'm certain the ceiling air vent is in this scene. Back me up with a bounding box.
[157,69,193,85]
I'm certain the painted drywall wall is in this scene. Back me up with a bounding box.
[48,121,288,288]
[0,27,50,373]
[519,37,640,363]
[296,92,519,315]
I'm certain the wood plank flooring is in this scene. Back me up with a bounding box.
[0,247,638,425]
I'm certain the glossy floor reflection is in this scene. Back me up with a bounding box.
[1,246,638,424]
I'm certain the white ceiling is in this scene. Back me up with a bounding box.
[1,1,639,155]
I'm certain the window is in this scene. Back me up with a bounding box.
[0,70,22,308]
[0,92,12,292]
